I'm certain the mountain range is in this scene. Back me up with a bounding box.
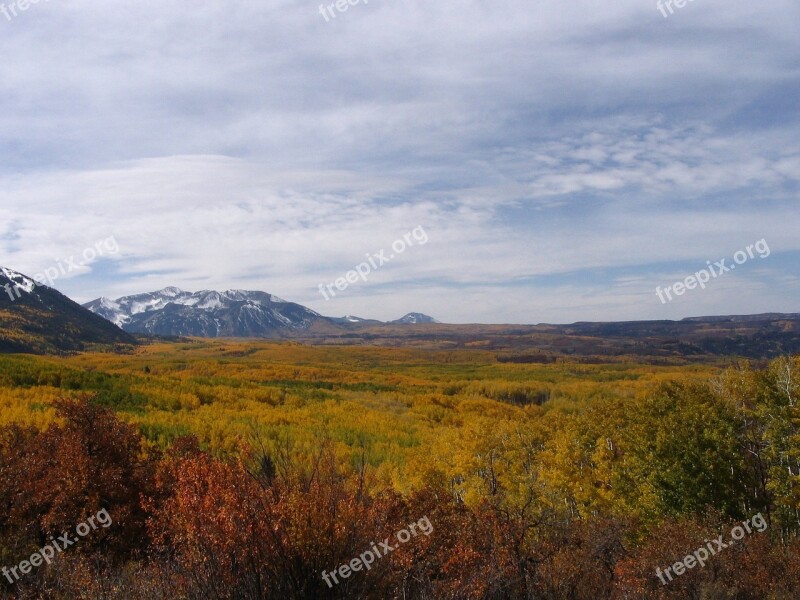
[2,265,800,361]
[82,287,439,337]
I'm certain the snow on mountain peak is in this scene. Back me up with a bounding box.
[84,286,323,337]
[393,313,439,324]
[98,297,121,310]
[158,286,184,297]
[1,267,37,294]
[196,291,224,310]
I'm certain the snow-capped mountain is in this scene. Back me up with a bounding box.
[391,313,440,324]
[83,288,326,337]
[0,267,37,299]
[84,286,441,337]
[0,267,133,353]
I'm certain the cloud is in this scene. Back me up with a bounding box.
[0,0,797,322]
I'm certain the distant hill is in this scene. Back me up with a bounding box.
[0,267,135,354]
[328,315,383,325]
[391,313,439,324]
[293,313,800,362]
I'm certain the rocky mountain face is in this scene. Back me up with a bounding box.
[83,288,327,337]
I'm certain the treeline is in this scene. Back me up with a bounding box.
[0,357,798,598]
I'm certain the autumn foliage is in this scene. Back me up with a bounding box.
[0,349,798,598]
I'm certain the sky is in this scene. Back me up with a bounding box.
[0,0,798,324]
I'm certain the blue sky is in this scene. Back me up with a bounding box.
[0,0,798,323]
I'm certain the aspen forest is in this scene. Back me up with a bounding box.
[0,343,798,599]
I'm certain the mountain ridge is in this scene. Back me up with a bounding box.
[0,267,135,354]
[83,287,439,338]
